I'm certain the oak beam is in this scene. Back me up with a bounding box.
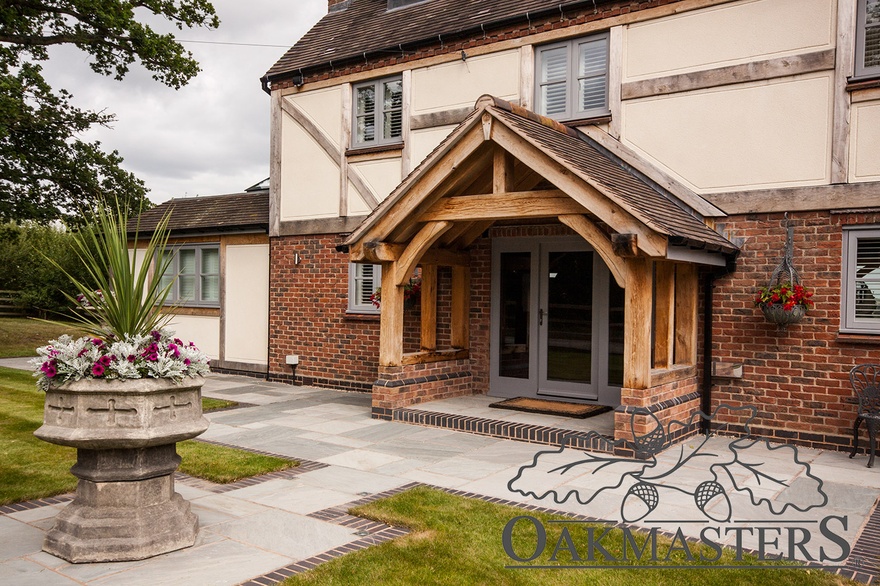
[653,262,675,370]
[350,241,404,263]
[674,264,698,366]
[451,265,470,349]
[396,221,453,286]
[490,122,667,257]
[493,147,514,194]
[558,214,628,288]
[623,257,652,390]
[379,262,404,367]
[421,190,584,222]
[401,348,469,365]
[420,264,437,352]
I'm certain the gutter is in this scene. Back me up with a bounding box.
[701,255,738,434]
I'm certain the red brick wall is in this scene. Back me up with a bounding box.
[709,210,880,451]
[269,235,380,391]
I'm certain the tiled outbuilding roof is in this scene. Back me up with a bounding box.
[266,0,610,81]
[129,190,269,236]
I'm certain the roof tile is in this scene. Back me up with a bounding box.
[129,191,269,236]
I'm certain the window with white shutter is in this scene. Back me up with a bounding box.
[352,76,403,148]
[535,33,609,121]
[842,228,880,333]
[157,245,220,307]
[856,0,880,79]
[349,263,382,313]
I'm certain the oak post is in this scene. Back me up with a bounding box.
[379,262,404,366]
[653,262,675,369]
[420,264,438,351]
[451,265,470,350]
[674,264,698,366]
[624,257,652,390]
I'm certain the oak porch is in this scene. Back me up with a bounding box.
[346,96,736,448]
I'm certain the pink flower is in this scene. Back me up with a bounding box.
[91,338,104,347]
[98,355,112,367]
[184,358,191,366]
[127,355,136,363]
[77,348,89,357]
[168,343,180,358]
[91,363,105,377]
[151,331,162,341]
[41,360,57,378]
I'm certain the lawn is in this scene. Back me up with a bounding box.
[0,317,86,358]
[0,366,293,505]
[285,486,855,586]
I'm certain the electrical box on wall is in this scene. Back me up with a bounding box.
[285,355,299,366]
[712,362,743,379]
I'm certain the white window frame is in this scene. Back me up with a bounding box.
[841,227,880,334]
[158,244,220,308]
[855,0,880,79]
[535,32,610,121]
[351,75,404,148]
[348,262,381,314]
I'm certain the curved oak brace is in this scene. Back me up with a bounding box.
[558,214,628,288]
[395,221,453,286]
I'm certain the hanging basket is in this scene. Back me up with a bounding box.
[760,303,806,326]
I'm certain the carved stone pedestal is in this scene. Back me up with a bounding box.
[35,378,208,563]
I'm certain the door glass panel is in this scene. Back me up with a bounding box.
[608,278,625,387]
[546,251,592,383]
[499,252,531,379]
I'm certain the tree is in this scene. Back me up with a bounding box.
[0,1,220,225]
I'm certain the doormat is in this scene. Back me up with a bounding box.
[488,397,612,419]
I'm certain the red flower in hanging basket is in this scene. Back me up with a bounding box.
[754,283,814,310]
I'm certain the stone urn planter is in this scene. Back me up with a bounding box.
[35,376,209,563]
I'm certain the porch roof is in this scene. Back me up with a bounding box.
[346,95,737,258]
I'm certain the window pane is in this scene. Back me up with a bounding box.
[356,85,375,116]
[383,79,403,139]
[579,38,607,77]
[179,249,196,274]
[357,115,375,143]
[856,237,880,320]
[579,76,607,111]
[201,275,219,302]
[202,248,219,275]
[540,47,568,82]
[355,264,377,305]
[541,82,567,116]
[179,276,195,301]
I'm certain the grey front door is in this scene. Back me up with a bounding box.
[490,237,622,406]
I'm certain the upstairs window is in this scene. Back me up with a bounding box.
[842,228,880,333]
[352,76,403,148]
[349,263,381,314]
[856,0,880,79]
[158,245,220,307]
[535,33,609,121]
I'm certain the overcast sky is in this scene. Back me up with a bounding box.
[40,0,328,205]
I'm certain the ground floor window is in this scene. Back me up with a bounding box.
[842,227,880,333]
[349,263,381,314]
[158,245,220,306]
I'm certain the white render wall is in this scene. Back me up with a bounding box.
[224,244,269,364]
[167,315,220,360]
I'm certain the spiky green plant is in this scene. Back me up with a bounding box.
[47,202,176,340]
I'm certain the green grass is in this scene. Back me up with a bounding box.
[0,317,86,358]
[284,486,855,586]
[202,397,238,412]
[0,366,293,505]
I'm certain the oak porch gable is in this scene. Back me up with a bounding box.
[346,95,737,447]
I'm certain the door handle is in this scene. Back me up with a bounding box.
[539,308,545,325]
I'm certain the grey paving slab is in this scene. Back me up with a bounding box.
[367,441,470,462]
[339,420,425,442]
[297,430,373,449]
[419,456,512,481]
[0,516,46,563]
[250,484,358,514]
[319,448,405,471]
[89,537,290,586]
[296,465,407,495]
[7,503,68,524]
[206,510,355,560]
[0,558,81,586]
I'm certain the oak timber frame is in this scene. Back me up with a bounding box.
[347,98,724,442]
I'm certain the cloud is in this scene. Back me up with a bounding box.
[39,0,327,203]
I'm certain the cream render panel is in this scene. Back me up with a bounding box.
[280,113,340,220]
[410,125,457,169]
[350,158,401,205]
[286,87,344,150]
[167,315,220,360]
[411,50,520,115]
[224,244,269,364]
[621,72,833,193]
[623,0,835,82]
[850,100,880,183]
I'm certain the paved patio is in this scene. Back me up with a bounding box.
[1,365,879,585]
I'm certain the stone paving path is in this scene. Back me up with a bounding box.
[1,367,879,585]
